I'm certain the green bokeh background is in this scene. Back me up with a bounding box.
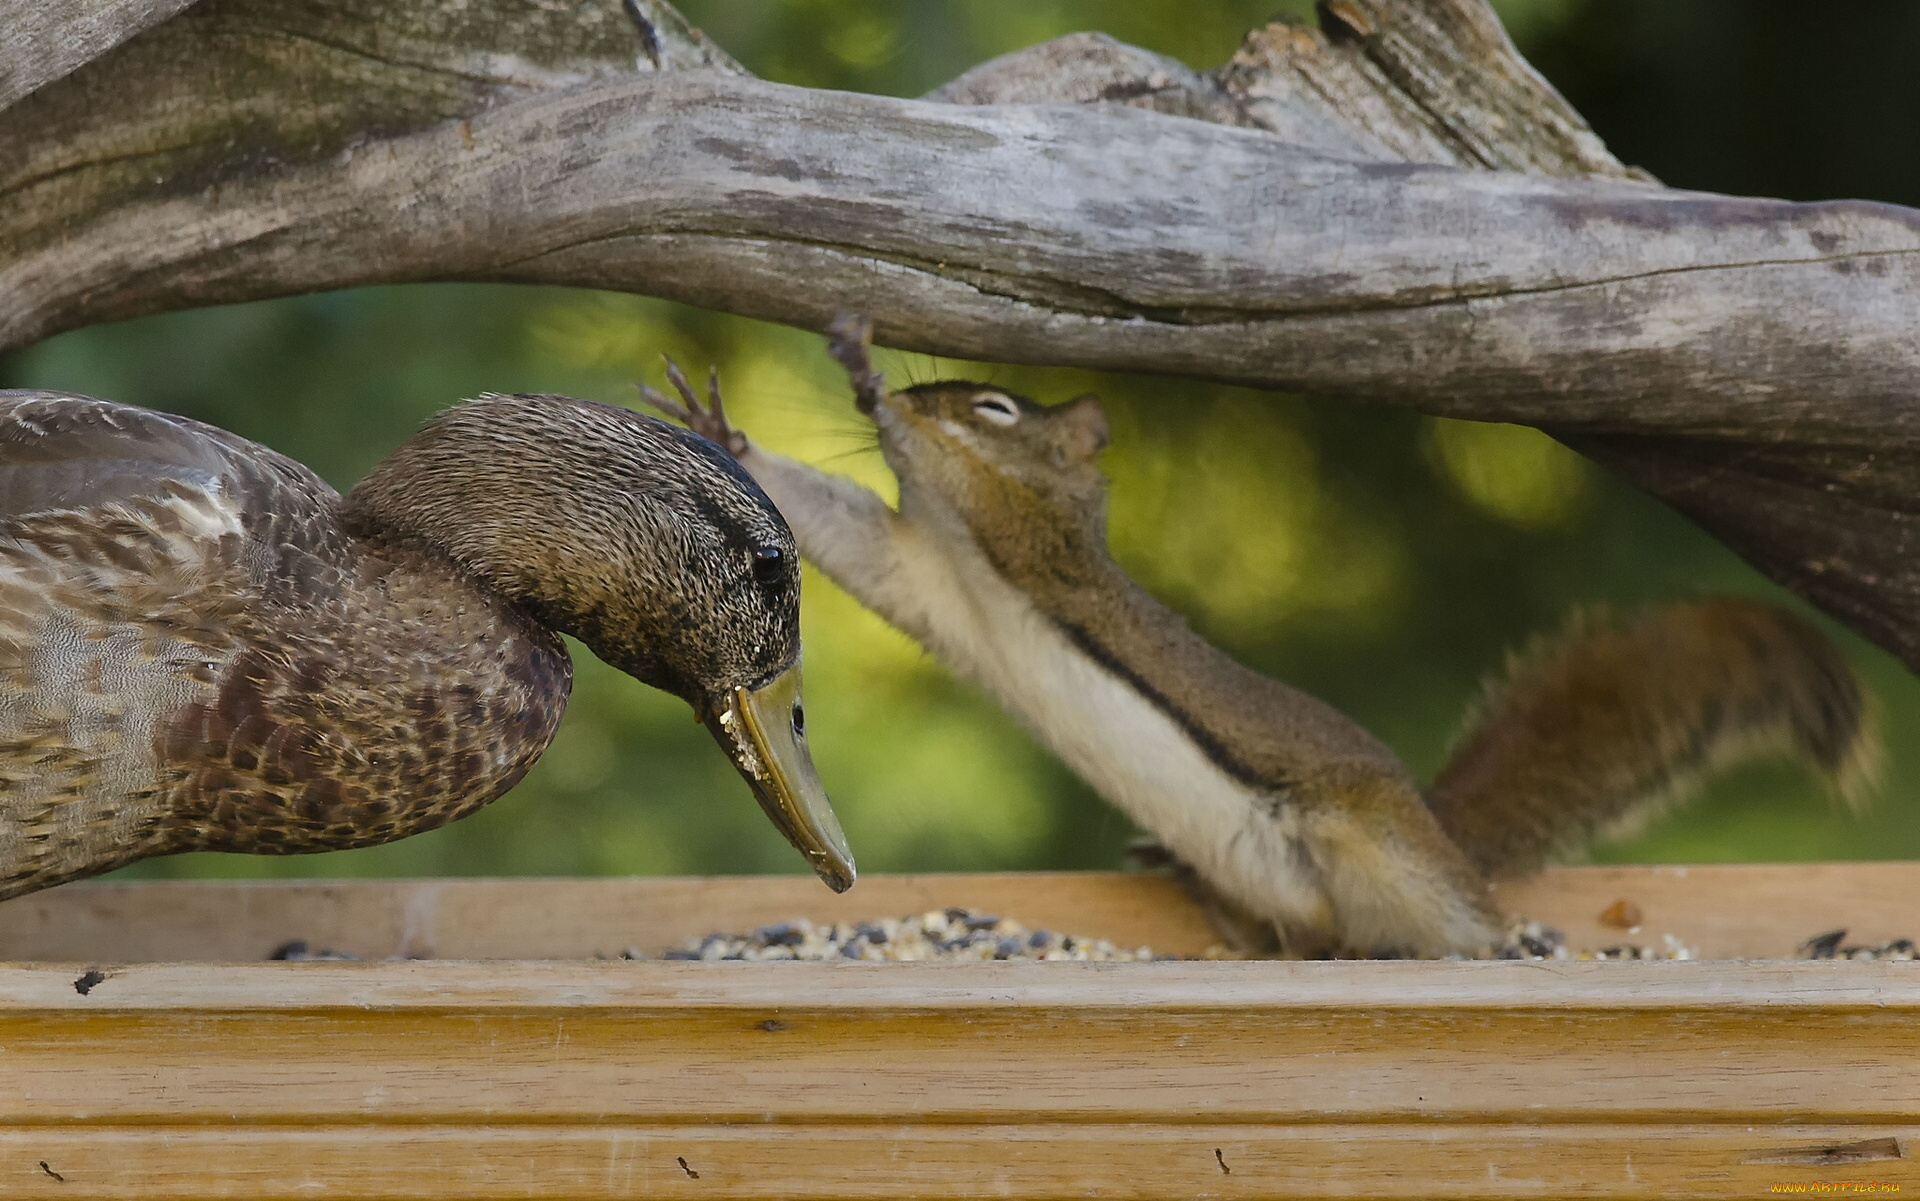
[5,0,1917,884]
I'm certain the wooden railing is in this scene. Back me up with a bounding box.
[4,866,1918,1197]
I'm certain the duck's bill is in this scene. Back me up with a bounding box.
[704,663,856,893]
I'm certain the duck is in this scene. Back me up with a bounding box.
[0,388,854,901]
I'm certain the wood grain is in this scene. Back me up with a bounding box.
[13,65,1917,437]
[0,0,201,109]
[4,871,1919,1198]
[0,871,1222,960]
[6,1124,1916,1198]
[1490,862,1920,959]
[3,864,1914,962]
[5,959,1920,1124]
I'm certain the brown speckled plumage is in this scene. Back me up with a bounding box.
[0,389,807,900]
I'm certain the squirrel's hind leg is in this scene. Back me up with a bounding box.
[1128,837,1288,956]
[1298,773,1503,959]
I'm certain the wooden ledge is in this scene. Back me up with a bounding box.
[3,957,1920,1012]
[5,866,1919,1198]
[5,1124,1916,1201]
[4,862,1917,962]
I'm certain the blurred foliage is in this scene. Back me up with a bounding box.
[3,0,1919,887]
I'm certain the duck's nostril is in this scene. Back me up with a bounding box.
[791,701,805,738]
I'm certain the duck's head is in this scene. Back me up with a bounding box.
[342,394,854,892]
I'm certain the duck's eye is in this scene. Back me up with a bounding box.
[751,546,784,585]
[791,700,806,739]
[972,394,1020,426]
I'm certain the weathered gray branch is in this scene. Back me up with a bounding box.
[0,0,202,109]
[931,8,1641,181]
[5,0,1920,671]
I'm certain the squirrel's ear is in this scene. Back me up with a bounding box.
[1051,394,1109,462]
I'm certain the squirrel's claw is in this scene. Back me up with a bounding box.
[635,381,689,423]
[635,381,688,423]
[705,364,731,429]
[639,355,747,456]
[826,312,888,415]
[635,380,699,431]
[661,356,702,411]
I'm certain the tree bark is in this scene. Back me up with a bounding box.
[0,0,202,109]
[4,0,1919,669]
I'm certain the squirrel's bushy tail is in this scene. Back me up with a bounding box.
[1427,599,1878,879]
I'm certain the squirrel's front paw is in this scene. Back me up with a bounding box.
[639,357,747,457]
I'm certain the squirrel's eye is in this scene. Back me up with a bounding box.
[751,546,784,585]
[972,394,1020,426]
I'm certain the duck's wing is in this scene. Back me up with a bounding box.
[0,390,333,523]
[0,390,353,607]
[0,392,351,901]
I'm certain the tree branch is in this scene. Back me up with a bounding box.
[0,0,203,110]
[5,0,1920,670]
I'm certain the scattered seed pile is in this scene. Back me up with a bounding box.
[666,910,1701,962]
[266,913,1912,963]
[664,908,1160,962]
[269,940,360,961]
[1801,930,1917,961]
[1496,919,1695,962]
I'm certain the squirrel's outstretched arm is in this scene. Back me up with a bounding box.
[736,446,940,635]
[638,363,936,642]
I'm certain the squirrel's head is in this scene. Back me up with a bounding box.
[872,381,1112,586]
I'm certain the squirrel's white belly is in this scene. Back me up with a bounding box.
[738,446,1331,936]
[894,526,1331,935]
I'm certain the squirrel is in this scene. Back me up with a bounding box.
[643,316,1880,958]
